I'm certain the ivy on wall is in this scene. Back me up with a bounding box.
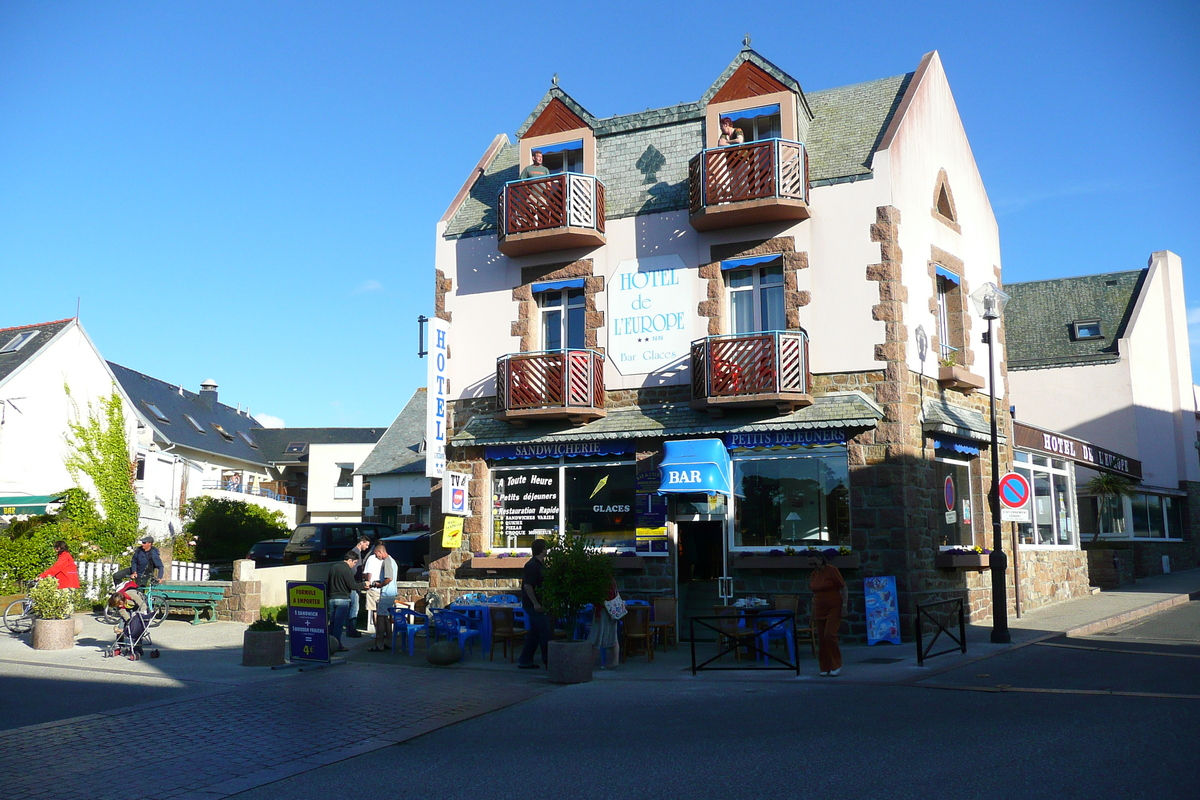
[63,386,141,556]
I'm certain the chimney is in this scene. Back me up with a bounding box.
[199,379,218,409]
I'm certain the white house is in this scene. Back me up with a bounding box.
[358,389,430,531]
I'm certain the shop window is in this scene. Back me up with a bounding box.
[935,457,975,548]
[935,266,965,361]
[1014,452,1076,546]
[538,288,586,350]
[564,464,636,550]
[720,104,782,143]
[726,256,785,334]
[732,450,849,548]
[492,467,561,549]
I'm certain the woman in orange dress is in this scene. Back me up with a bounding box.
[808,554,847,676]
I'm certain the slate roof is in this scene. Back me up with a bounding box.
[922,400,1002,444]
[356,389,427,476]
[252,427,385,465]
[451,392,883,447]
[443,55,913,239]
[108,362,270,467]
[0,318,75,387]
[1005,270,1144,370]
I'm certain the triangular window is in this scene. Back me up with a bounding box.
[936,185,955,221]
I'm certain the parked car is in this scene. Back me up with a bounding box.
[245,538,289,568]
[281,522,397,565]
[379,531,431,571]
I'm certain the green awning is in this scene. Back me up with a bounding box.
[0,495,63,515]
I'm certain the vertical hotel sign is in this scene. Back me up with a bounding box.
[426,316,450,478]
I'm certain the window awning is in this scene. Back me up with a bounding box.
[721,254,782,270]
[531,278,586,293]
[935,266,960,284]
[0,495,63,515]
[657,439,732,496]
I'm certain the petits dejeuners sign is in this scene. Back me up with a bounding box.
[425,316,450,479]
[607,255,692,375]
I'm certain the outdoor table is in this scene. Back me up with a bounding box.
[448,601,519,655]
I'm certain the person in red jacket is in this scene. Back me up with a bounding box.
[39,541,80,590]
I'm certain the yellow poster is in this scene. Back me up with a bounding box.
[288,583,325,608]
[442,516,464,549]
[636,526,668,542]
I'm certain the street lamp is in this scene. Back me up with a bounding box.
[970,281,1011,644]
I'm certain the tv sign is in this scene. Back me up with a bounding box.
[442,470,471,517]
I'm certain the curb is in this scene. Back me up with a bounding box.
[1063,593,1192,638]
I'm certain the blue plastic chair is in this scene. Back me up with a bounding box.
[754,610,796,665]
[491,593,520,605]
[625,599,650,606]
[429,609,481,661]
[389,608,428,656]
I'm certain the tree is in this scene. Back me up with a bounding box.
[540,532,614,640]
[1084,473,1137,542]
[64,387,140,555]
[184,496,290,563]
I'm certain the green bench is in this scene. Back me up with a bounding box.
[146,582,230,625]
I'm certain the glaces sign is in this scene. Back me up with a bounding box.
[607,255,692,375]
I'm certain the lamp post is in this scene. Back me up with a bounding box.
[970,282,1011,644]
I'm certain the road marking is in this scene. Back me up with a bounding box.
[919,683,1200,700]
[1035,641,1200,659]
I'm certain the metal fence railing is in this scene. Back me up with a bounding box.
[915,597,966,666]
[688,612,800,676]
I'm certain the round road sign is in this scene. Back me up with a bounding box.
[998,472,1031,509]
[943,476,956,512]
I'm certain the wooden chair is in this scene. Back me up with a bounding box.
[650,597,677,651]
[713,606,758,661]
[621,605,654,662]
[488,605,526,662]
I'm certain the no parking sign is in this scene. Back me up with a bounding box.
[998,472,1031,522]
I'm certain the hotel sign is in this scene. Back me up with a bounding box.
[608,255,693,375]
[425,316,450,478]
[1012,423,1141,480]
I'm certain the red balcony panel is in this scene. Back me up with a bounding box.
[497,173,606,257]
[687,139,809,232]
[496,349,606,424]
[691,331,812,413]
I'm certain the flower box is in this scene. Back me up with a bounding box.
[469,556,530,570]
[938,365,986,392]
[735,553,861,570]
[935,552,990,570]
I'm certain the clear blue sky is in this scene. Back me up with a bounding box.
[2,2,1196,427]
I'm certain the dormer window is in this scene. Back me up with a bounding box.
[183,414,205,433]
[719,104,781,143]
[538,139,584,174]
[0,331,38,353]
[143,402,170,423]
[238,431,259,448]
[1072,320,1103,340]
[211,423,235,442]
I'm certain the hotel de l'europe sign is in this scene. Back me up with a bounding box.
[1012,423,1142,480]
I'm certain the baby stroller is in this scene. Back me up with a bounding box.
[104,610,159,661]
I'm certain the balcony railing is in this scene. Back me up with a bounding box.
[687,138,809,231]
[497,173,606,257]
[496,349,606,423]
[201,481,295,504]
[691,330,812,412]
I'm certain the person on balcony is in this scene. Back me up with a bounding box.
[717,117,745,147]
[520,149,550,179]
[517,150,552,229]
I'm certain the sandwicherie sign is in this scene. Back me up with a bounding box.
[1012,422,1141,480]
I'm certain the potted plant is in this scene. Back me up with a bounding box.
[935,546,991,569]
[242,615,287,667]
[29,578,76,651]
[541,532,614,684]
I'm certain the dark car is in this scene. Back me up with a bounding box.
[245,538,289,568]
[281,522,397,565]
[379,531,431,571]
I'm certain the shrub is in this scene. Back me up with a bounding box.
[184,496,290,563]
[29,577,75,620]
[248,617,283,632]
[540,533,613,640]
[259,605,287,624]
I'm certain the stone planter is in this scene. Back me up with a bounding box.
[736,553,861,570]
[242,629,286,667]
[32,618,75,650]
[547,640,594,684]
[935,553,990,570]
[469,557,530,570]
[938,365,986,392]
[426,640,462,665]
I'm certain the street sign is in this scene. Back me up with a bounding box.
[287,581,330,664]
[442,470,471,516]
[998,472,1031,522]
[943,476,956,512]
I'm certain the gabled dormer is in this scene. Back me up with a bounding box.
[689,48,813,231]
[498,85,606,257]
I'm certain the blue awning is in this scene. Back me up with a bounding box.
[658,439,733,496]
[723,103,780,121]
[531,278,586,293]
[722,254,783,270]
[535,139,583,155]
[935,266,960,284]
[931,435,980,456]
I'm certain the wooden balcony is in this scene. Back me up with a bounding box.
[497,173,606,257]
[496,349,606,425]
[687,139,809,231]
[691,330,812,413]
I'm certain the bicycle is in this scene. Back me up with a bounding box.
[101,575,170,627]
[3,581,37,634]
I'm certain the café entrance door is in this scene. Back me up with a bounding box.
[677,520,728,640]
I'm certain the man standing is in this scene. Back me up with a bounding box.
[519,149,550,179]
[517,538,551,670]
[363,541,399,651]
[346,534,373,637]
[328,551,367,652]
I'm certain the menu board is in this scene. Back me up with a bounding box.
[492,468,559,548]
[634,462,668,553]
[863,575,901,646]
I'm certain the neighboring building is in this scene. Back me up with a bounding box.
[429,46,1065,634]
[1007,251,1199,575]
[253,427,385,524]
[358,389,431,531]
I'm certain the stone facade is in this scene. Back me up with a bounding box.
[1086,547,1135,590]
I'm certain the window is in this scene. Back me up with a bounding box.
[334,463,355,500]
[935,457,976,548]
[183,414,205,434]
[1072,320,1103,340]
[143,402,170,423]
[564,465,636,550]
[210,423,234,441]
[726,257,785,334]
[732,449,850,548]
[284,442,307,455]
[238,431,258,448]
[135,456,146,482]
[721,104,782,143]
[1014,451,1076,546]
[0,331,38,353]
[538,139,584,174]
[935,266,964,361]
[492,466,561,549]
[538,288,586,350]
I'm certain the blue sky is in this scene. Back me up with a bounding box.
[2,2,1196,427]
